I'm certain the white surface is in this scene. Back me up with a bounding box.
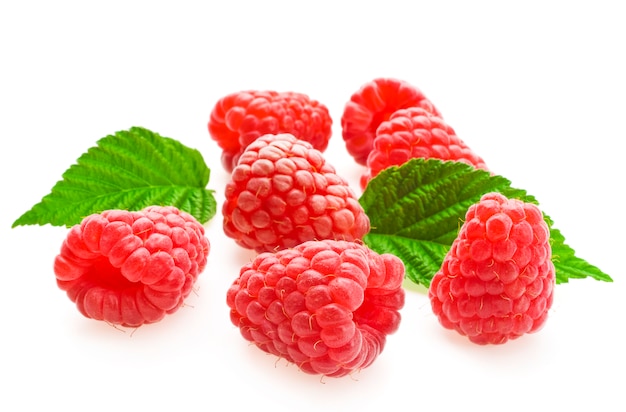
[1,1,623,411]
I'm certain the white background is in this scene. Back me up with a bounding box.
[1,1,624,411]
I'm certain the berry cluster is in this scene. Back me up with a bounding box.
[341,77,441,165]
[209,79,555,377]
[206,84,412,376]
[227,239,405,377]
[46,77,557,382]
[340,77,488,190]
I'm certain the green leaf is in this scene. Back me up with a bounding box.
[359,158,612,288]
[548,226,612,283]
[12,126,217,228]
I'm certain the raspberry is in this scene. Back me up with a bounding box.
[53,206,210,327]
[360,107,489,189]
[428,192,555,345]
[226,239,405,377]
[341,77,440,165]
[222,133,370,253]
[208,90,333,172]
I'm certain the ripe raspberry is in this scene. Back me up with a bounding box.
[428,192,555,345]
[341,77,440,166]
[360,107,489,190]
[226,239,405,377]
[222,133,370,253]
[208,90,333,172]
[53,206,210,327]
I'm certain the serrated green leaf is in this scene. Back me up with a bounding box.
[548,226,612,283]
[12,127,217,228]
[360,158,612,288]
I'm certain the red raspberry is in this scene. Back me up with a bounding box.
[53,206,210,327]
[222,133,370,253]
[226,239,405,377]
[360,107,489,189]
[428,192,555,345]
[208,90,333,172]
[341,77,440,165]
